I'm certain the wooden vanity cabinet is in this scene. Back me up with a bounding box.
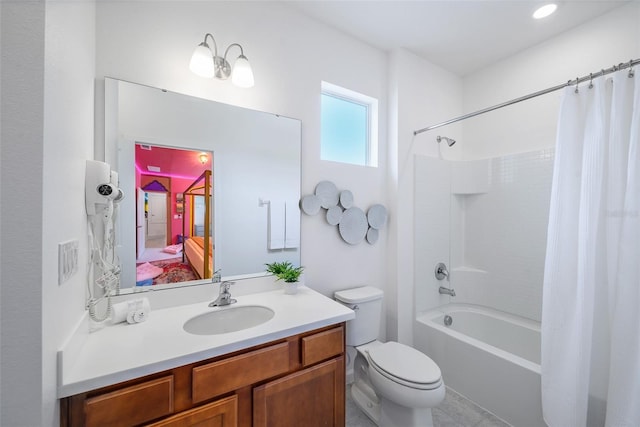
[60,323,345,427]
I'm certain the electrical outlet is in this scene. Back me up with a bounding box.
[58,239,79,285]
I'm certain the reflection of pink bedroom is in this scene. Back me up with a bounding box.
[134,143,213,286]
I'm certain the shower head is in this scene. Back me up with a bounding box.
[437,136,456,147]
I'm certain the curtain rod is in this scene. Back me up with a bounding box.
[414,58,640,136]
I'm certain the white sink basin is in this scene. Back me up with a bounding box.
[183,305,275,335]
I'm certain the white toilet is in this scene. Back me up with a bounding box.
[334,286,445,427]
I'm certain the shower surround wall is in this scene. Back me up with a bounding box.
[415,149,554,321]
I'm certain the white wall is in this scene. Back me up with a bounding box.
[1,2,46,426]
[42,3,96,425]
[451,149,555,321]
[95,1,389,303]
[388,49,463,343]
[414,156,453,315]
[462,2,640,160]
[1,1,96,426]
[0,2,3,422]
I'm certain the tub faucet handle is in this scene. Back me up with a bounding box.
[435,263,449,280]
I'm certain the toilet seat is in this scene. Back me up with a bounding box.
[367,342,442,390]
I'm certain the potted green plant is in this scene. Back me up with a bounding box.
[265,261,304,294]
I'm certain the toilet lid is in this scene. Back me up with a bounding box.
[367,342,441,385]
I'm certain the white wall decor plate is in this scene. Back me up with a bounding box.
[315,181,339,209]
[339,190,354,209]
[367,204,387,229]
[326,206,343,225]
[338,207,368,244]
[366,227,379,244]
[300,194,321,215]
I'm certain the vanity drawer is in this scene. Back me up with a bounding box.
[84,375,174,427]
[301,326,344,367]
[192,342,290,403]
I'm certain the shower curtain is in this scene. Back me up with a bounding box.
[542,70,640,427]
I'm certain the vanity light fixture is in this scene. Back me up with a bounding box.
[199,152,208,164]
[532,3,557,19]
[189,33,255,88]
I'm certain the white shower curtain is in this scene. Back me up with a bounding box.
[542,70,640,427]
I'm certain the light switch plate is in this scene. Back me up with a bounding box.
[58,239,79,285]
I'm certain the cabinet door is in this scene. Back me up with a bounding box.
[147,395,237,427]
[253,357,345,427]
[84,376,174,427]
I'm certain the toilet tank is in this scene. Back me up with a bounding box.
[334,286,383,346]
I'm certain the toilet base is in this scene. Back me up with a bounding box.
[380,398,434,427]
[351,376,437,427]
[350,382,380,424]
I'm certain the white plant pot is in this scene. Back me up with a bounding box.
[283,281,299,295]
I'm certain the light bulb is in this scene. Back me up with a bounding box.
[231,55,254,88]
[533,4,557,19]
[189,43,215,78]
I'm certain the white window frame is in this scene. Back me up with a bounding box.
[321,81,378,167]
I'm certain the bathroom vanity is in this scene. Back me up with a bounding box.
[58,286,353,427]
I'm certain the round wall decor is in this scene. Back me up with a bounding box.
[338,207,368,245]
[315,181,339,209]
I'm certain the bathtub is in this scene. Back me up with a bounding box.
[415,304,545,427]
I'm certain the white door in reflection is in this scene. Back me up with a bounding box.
[146,192,167,247]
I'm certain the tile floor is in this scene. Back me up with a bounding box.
[346,385,511,427]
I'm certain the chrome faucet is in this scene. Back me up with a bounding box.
[439,286,456,297]
[209,281,237,307]
[212,269,222,283]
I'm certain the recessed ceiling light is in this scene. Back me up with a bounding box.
[533,3,558,19]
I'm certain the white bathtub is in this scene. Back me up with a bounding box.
[415,304,545,427]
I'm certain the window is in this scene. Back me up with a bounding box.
[321,82,378,167]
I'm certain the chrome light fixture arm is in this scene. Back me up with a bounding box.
[223,43,245,61]
[217,43,247,80]
[202,33,219,58]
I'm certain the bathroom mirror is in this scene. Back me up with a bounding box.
[104,78,301,292]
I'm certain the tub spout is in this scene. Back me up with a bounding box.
[439,286,456,297]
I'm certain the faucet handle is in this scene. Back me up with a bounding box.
[435,263,449,280]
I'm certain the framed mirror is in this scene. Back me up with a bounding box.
[104,78,301,292]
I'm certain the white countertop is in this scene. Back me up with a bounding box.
[58,286,354,397]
